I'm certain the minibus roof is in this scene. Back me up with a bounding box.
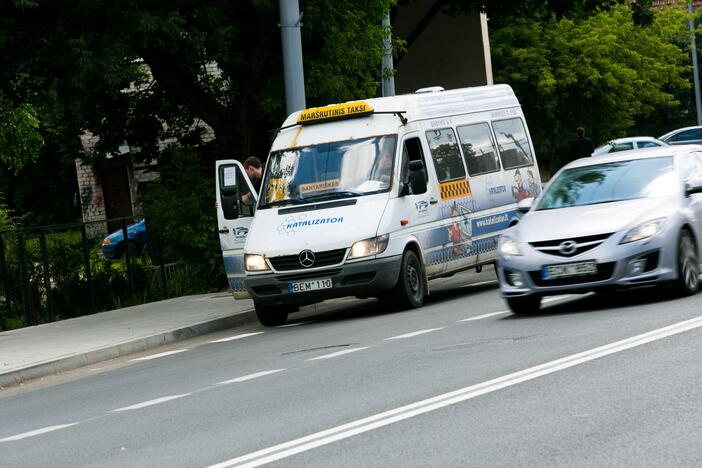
[272,84,519,152]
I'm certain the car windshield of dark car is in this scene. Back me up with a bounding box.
[537,156,677,210]
[259,135,397,208]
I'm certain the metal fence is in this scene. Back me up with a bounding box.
[0,217,179,330]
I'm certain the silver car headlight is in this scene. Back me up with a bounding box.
[498,236,522,256]
[245,254,271,272]
[620,218,666,244]
[349,235,389,259]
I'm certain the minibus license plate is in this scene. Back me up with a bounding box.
[288,278,332,294]
[542,261,597,280]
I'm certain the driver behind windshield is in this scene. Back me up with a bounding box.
[368,142,394,186]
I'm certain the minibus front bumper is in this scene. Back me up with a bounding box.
[245,255,402,306]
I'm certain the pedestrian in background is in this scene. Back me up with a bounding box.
[570,127,594,160]
[243,156,263,194]
[241,156,263,205]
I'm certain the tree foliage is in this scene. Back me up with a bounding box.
[491,4,691,172]
[0,0,396,166]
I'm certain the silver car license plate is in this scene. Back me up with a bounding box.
[287,278,332,294]
[542,261,597,280]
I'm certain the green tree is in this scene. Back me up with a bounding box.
[490,4,691,173]
[0,0,396,164]
[0,96,43,172]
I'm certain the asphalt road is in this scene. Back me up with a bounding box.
[2,266,702,467]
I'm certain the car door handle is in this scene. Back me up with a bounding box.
[429,198,438,205]
[219,227,230,234]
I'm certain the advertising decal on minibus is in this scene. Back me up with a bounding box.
[299,179,341,193]
[277,215,345,236]
[269,178,287,201]
[472,213,511,236]
[439,179,471,201]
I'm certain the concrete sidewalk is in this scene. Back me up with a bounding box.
[0,293,256,388]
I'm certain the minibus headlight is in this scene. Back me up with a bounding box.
[498,236,522,257]
[245,254,270,272]
[620,218,666,244]
[349,235,389,259]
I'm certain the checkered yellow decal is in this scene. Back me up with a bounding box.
[439,179,471,201]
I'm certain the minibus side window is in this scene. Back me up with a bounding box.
[425,128,466,182]
[493,118,534,169]
[456,122,501,176]
[401,137,428,194]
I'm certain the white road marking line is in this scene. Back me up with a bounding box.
[458,311,510,322]
[307,347,369,361]
[461,280,498,288]
[130,349,189,362]
[0,423,79,443]
[207,314,702,468]
[209,332,264,343]
[278,322,311,328]
[110,393,191,412]
[216,369,286,386]
[385,328,444,340]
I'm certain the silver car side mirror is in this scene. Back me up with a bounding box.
[517,197,534,214]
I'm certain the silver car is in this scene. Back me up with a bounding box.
[497,145,702,314]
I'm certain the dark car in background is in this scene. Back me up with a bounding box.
[101,219,148,259]
[659,126,702,146]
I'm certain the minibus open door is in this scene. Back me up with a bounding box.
[216,160,258,299]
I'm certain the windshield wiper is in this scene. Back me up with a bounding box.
[260,197,305,209]
[301,191,363,202]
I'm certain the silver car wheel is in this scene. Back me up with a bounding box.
[681,235,699,291]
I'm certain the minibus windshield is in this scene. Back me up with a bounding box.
[259,135,397,208]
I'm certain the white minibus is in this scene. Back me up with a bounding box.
[216,85,541,325]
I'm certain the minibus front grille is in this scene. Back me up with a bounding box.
[278,269,342,281]
[269,249,347,271]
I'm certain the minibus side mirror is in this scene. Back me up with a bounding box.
[685,178,702,197]
[517,197,534,214]
[220,186,239,220]
[407,160,428,195]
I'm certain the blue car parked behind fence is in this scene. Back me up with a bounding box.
[101,219,148,259]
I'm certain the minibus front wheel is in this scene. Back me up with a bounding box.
[388,250,426,309]
[255,303,292,327]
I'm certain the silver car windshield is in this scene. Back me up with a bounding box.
[537,156,678,210]
[260,135,397,208]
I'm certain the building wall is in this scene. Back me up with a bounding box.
[76,131,157,238]
[393,1,493,94]
[75,160,107,238]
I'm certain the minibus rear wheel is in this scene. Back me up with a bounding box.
[389,250,426,309]
[255,303,289,327]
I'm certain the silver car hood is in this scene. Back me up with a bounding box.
[514,198,675,242]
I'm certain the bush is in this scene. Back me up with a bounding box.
[142,145,226,293]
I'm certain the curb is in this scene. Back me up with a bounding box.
[0,308,258,389]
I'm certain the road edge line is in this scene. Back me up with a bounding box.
[0,309,257,390]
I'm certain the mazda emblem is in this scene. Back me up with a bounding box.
[558,240,578,255]
[299,249,316,268]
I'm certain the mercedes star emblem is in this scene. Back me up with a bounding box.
[299,249,316,268]
[558,240,578,255]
